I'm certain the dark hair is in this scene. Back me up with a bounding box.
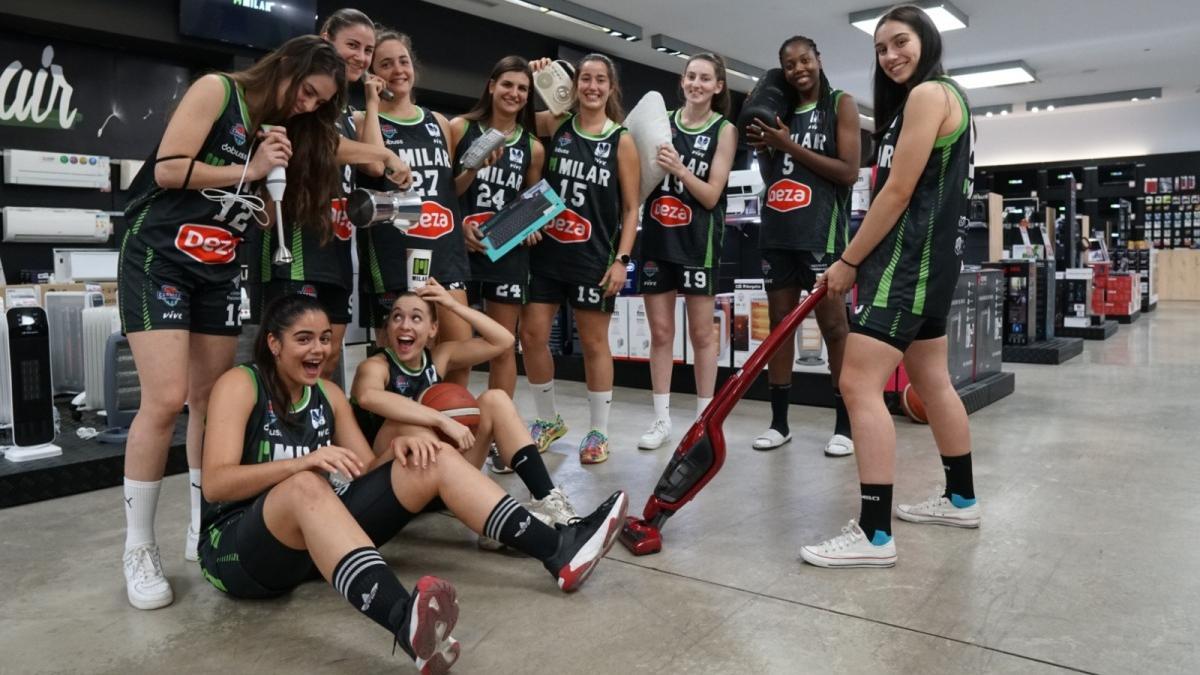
[872,4,946,141]
[391,292,438,323]
[255,293,329,427]
[681,53,731,118]
[319,8,373,39]
[372,29,417,100]
[576,53,625,121]
[227,36,346,238]
[462,56,537,134]
[778,35,834,116]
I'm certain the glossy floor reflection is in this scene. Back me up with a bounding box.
[1,303,1196,674]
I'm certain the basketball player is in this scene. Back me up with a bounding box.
[635,53,737,451]
[200,293,629,673]
[116,36,348,610]
[359,30,473,387]
[746,35,861,457]
[800,5,977,568]
[350,279,579,549]
[448,56,545,472]
[521,54,640,465]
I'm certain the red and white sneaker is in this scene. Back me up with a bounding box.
[397,576,461,675]
[544,491,628,592]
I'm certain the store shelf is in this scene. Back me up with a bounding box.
[1002,337,1084,364]
[1059,320,1119,340]
[1113,310,1141,324]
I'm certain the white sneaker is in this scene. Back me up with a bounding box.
[800,520,897,568]
[528,487,579,526]
[897,492,980,528]
[824,434,854,457]
[638,418,672,450]
[477,502,554,551]
[752,428,791,451]
[123,543,174,609]
[184,525,200,562]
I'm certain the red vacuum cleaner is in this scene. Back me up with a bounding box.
[620,285,828,555]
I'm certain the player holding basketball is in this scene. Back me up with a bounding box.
[746,35,861,457]
[801,5,977,568]
[350,279,580,549]
[200,293,629,673]
[635,53,737,451]
[521,54,640,465]
[449,56,545,472]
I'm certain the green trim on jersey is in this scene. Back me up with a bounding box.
[933,78,969,149]
[289,219,305,280]
[703,213,716,267]
[673,109,722,134]
[259,229,272,284]
[367,238,385,293]
[379,108,426,126]
[140,248,154,331]
[793,101,818,114]
[912,145,953,314]
[572,115,621,141]
[872,212,909,308]
[239,365,259,403]
[290,385,311,412]
[386,347,428,376]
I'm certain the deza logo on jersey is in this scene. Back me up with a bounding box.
[650,196,692,228]
[463,212,494,232]
[330,198,353,241]
[405,201,455,240]
[544,207,591,244]
[175,224,241,264]
[765,179,812,212]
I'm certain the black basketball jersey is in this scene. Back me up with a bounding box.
[123,75,261,283]
[532,114,627,284]
[255,107,356,289]
[352,347,440,443]
[759,91,849,254]
[201,364,335,529]
[640,110,730,267]
[454,121,536,284]
[860,78,974,318]
[357,107,467,292]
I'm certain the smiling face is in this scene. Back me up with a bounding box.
[268,310,333,387]
[780,41,821,97]
[681,58,722,109]
[875,20,923,85]
[325,22,375,83]
[278,73,338,118]
[386,295,437,362]
[575,60,612,113]
[489,70,531,119]
[373,38,415,99]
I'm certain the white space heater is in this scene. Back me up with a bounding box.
[82,306,121,410]
[44,291,105,395]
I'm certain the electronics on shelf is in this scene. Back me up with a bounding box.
[54,249,119,282]
[3,149,111,190]
[2,207,112,243]
[1,307,62,461]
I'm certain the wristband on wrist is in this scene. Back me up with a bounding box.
[839,256,860,269]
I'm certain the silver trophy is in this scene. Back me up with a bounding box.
[347,187,424,229]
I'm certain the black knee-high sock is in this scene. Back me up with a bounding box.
[332,547,409,634]
[769,384,791,434]
[833,391,851,437]
[509,444,554,500]
[858,484,893,543]
[941,453,976,503]
[483,495,558,559]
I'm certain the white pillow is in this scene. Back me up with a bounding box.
[624,91,672,202]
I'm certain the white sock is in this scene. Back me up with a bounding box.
[652,393,671,424]
[188,469,203,534]
[696,397,713,419]
[124,478,162,551]
[588,390,612,436]
[531,380,557,421]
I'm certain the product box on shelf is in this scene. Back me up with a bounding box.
[732,279,768,367]
[982,260,1037,346]
[608,296,629,360]
[974,268,1003,378]
[686,293,733,368]
[1061,268,1094,328]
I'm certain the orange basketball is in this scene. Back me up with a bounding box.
[418,383,481,429]
[901,384,928,424]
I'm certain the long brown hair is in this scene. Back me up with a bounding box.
[462,56,537,134]
[255,293,329,428]
[576,53,625,122]
[872,5,948,141]
[681,53,731,118]
[228,36,345,236]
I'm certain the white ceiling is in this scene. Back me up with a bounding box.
[423,0,1200,117]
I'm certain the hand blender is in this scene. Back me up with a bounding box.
[266,165,292,265]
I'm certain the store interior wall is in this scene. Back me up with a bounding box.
[976,95,1200,167]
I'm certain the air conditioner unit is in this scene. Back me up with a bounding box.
[82,306,121,410]
[44,291,105,394]
[3,148,111,189]
[54,248,119,282]
[118,159,145,191]
[2,207,112,243]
